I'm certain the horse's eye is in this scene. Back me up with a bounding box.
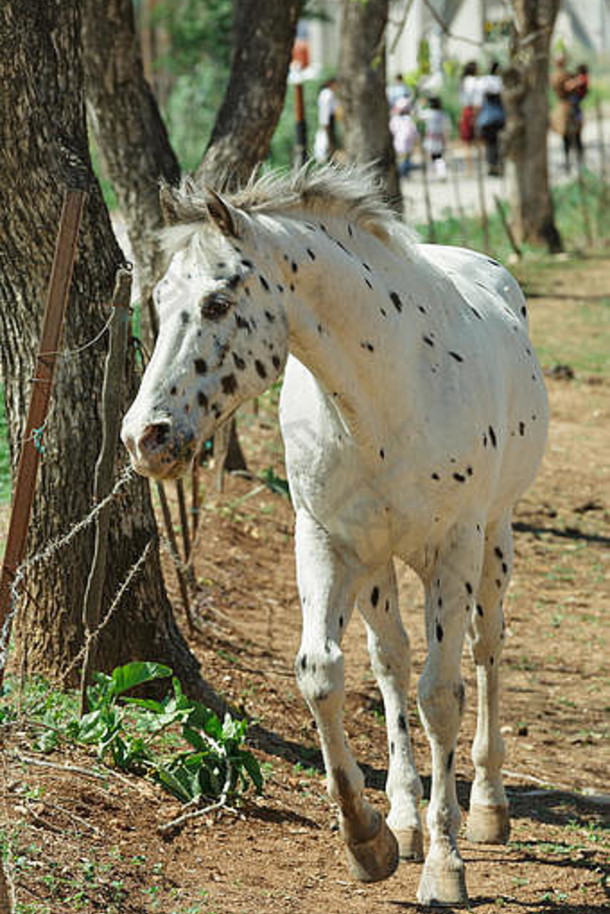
[201,293,232,320]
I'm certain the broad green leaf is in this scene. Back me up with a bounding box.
[110,662,172,697]
[240,750,263,794]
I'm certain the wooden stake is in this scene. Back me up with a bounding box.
[493,195,522,259]
[156,482,195,635]
[79,269,132,714]
[476,145,490,252]
[420,143,436,244]
[0,188,86,685]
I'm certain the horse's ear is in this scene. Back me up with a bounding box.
[159,182,182,226]
[205,187,240,238]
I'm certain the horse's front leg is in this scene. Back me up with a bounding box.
[294,510,399,883]
[417,520,484,907]
[356,561,424,861]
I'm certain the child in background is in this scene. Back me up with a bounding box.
[420,96,450,181]
[389,96,419,178]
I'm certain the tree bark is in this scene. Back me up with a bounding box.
[0,0,206,698]
[196,0,302,188]
[338,0,401,211]
[504,0,562,252]
[82,0,181,337]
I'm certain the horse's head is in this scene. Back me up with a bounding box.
[121,186,288,479]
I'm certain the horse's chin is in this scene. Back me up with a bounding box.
[131,456,193,482]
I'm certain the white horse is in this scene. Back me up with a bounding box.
[121,166,549,907]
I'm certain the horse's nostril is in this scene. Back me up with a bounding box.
[138,421,171,455]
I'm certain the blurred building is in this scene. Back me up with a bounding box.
[301,0,609,78]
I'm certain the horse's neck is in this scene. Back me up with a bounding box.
[257,211,409,446]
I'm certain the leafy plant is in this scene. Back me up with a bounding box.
[2,662,263,808]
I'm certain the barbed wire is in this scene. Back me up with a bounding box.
[0,465,136,674]
[59,538,155,687]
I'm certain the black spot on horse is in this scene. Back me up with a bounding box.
[436,623,444,642]
[197,390,209,411]
[259,274,270,291]
[301,654,307,671]
[194,358,208,375]
[431,472,440,480]
[423,336,435,347]
[181,311,191,325]
[521,305,527,318]
[398,713,407,732]
[477,604,484,617]
[494,547,504,560]
[502,562,508,575]
[306,248,316,260]
[465,582,473,595]
[235,314,250,331]
[254,360,267,379]
[488,425,497,448]
[221,374,238,395]
[360,341,374,352]
[170,386,177,396]
[371,586,380,607]
[232,352,246,371]
[365,278,373,289]
[379,449,385,460]
[241,258,253,269]
[519,421,525,436]
[470,306,483,320]
[390,291,403,313]
[466,466,473,476]
[446,749,454,771]
[272,355,282,370]
[291,261,298,273]
[264,310,276,323]
[449,351,464,363]
[453,472,466,483]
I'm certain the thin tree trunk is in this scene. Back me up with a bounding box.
[196,0,302,188]
[338,0,401,211]
[82,0,181,338]
[504,0,562,251]
[0,0,207,700]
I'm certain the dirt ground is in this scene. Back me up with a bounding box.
[1,256,609,913]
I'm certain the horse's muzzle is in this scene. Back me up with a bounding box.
[122,419,196,480]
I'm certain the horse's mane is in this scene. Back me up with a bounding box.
[161,163,414,254]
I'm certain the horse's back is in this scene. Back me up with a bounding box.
[418,244,528,325]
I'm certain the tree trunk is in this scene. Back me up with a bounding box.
[0,0,206,699]
[504,0,562,252]
[82,0,181,338]
[196,0,302,188]
[338,0,401,211]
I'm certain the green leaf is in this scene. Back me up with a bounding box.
[110,662,172,697]
[240,750,264,794]
[36,730,59,754]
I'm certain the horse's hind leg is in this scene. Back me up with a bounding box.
[356,562,424,861]
[417,519,484,907]
[293,510,399,883]
[466,512,513,845]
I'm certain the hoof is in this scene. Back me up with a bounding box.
[417,858,468,908]
[467,804,510,844]
[344,812,399,883]
[392,826,424,861]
